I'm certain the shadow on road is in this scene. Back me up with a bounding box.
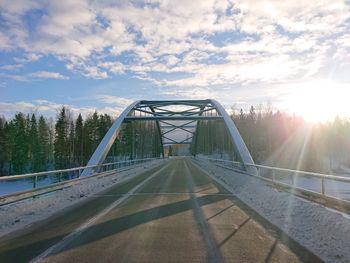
[0,194,226,262]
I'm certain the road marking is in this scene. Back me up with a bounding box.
[30,163,171,263]
[91,192,236,197]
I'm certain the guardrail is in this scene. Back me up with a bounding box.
[0,158,161,204]
[196,156,350,203]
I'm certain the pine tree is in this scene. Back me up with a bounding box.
[98,114,113,141]
[3,121,13,175]
[248,106,257,160]
[74,114,84,165]
[68,120,75,167]
[37,116,50,171]
[239,108,245,120]
[54,107,69,169]
[47,117,55,167]
[29,114,40,172]
[0,117,7,175]
[11,113,29,174]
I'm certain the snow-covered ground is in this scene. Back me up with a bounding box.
[193,158,350,263]
[0,159,167,238]
[0,176,68,196]
[196,155,350,201]
[249,167,350,201]
[0,161,153,196]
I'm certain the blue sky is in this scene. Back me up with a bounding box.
[0,0,350,121]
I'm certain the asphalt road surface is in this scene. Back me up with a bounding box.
[0,158,321,263]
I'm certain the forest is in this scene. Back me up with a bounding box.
[193,105,350,174]
[0,107,162,176]
[0,104,349,176]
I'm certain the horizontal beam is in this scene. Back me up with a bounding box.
[124,116,223,121]
[162,126,194,136]
[138,102,211,108]
[163,142,192,145]
[161,125,197,129]
[140,99,210,105]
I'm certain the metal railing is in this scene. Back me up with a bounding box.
[195,157,244,170]
[196,156,350,202]
[0,158,161,200]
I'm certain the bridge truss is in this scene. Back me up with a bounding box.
[82,99,255,175]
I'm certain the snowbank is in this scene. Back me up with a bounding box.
[0,159,167,238]
[193,158,350,263]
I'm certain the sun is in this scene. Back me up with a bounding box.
[282,79,349,123]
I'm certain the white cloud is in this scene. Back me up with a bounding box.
[82,67,108,79]
[98,61,124,74]
[0,31,11,50]
[0,99,122,119]
[0,73,28,81]
[14,53,42,63]
[160,86,219,100]
[0,64,23,70]
[97,95,133,107]
[29,71,69,80]
[0,71,69,81]
[0,0,349,87]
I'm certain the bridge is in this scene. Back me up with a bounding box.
[0,100,350,263]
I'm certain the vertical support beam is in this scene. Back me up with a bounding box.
[193,103,207,156]
[149,106,165,158]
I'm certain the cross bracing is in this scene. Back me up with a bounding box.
[82,99,255,176]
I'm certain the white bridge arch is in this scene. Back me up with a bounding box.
[82,99,255,176]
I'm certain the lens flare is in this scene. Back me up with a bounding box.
[282,80,349,122]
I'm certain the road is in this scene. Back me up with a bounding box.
[0,158,321,262]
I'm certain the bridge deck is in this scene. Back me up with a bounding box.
[0,159,318,262]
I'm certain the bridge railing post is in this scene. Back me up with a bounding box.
[292,173,296,187]
[321,178,325,195]
[33,175,37,189]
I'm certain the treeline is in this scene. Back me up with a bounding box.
[0,107,162,176]
[0,107,113,175]
[0,113,54,175]
[1,104,349,175]
[193,104,350,173]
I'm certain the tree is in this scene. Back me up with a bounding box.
[68,120,75,166]
[0,116,8,175]
[28,114,40,172]
[239,108,245,120]
[11,113,29,174]
[98,114,113,140]
[249,106,256,122]
[54,107,69,169]
[74,114,84,165]
[47,117,55,167]
[3,122,13,175]
[37,116,50,171]
[83,112,100,162]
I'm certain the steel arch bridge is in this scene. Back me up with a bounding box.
[82,99,255,176]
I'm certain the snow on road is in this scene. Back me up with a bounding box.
[0,159,167,238]
[193,158,350,263]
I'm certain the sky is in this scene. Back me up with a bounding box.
[0,0,350,122]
